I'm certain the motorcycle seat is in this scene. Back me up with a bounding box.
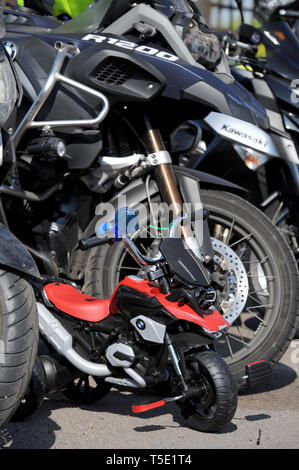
[44,283,111,323]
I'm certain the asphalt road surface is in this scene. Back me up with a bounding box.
[1,341,298,450]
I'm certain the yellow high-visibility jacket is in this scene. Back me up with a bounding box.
[17,0,94,18]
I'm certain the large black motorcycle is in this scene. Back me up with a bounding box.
[0,0,298,392]
[174,3,299,335]
[221,20,299,260]
[0,42,38,427]
[254,0,299,38]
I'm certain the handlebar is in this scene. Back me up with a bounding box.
[79,233,164,265]
[279,9,299,19]
[79,236,112,251]
[79,208,209,267]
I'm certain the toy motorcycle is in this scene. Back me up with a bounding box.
[15,209,272,433]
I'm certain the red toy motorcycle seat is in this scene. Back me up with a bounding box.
[44,283,111,323]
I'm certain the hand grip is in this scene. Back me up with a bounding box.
[79,236,111,251]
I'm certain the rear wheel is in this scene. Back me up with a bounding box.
[62,375,111,404]
[177,350,238,432]
[0,271,38,427]
[83,190,299,379]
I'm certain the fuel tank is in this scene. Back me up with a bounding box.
[3,29,269,130]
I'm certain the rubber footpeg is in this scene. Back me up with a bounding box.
[246,360,272,388]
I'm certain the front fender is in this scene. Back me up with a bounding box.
[0,225,40,279]
[84,166,245,237]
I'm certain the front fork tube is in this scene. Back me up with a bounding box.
[165,333,188,392]
[146,128,193,234]
[146,128,210,283]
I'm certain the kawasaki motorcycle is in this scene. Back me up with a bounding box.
[221,20,299,260]
[197,6,299,336]
[174,3,299,335]
[254,0,299,38]
[0,0,298,397]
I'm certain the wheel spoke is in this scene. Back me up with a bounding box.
[247,256,269,276]
[248,290,269,296]
[225,334,234,358]
[236,325,249,347]
[247,292,271,305]
[246,309,266,325]
[84,379,91,394]
[227,219,235,245]
[225,331,250,347]
[229,233,252,248]
[247,274,275,281]
[75,378,83,390]
[247,303,274,310]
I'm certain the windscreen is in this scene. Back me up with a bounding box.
[168,0,193,14]
[261,21,299,79]
[254,0,298,23]
[52,0,113,35]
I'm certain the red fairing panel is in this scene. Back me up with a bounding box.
[44,277,230,333]
[113,277,230,333]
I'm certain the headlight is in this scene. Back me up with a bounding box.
[234,144,271,170]
[0,49,17,127]
[183,21,222,67]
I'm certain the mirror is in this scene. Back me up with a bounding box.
[238,23,262,44]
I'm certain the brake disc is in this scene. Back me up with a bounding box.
[212,238,249,326]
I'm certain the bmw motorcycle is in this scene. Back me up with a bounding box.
[0,33,39,427]
[0,0,298,392]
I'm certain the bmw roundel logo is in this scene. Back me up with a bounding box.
[3,41,17,60]
[136,319,146,330]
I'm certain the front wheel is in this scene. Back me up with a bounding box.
[0,271,38,427]
[177,350,238,432]
[83,190,299,380]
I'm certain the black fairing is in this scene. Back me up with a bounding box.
[112,284,175,325]
[6,34,100,122]
[4,27,269,128]
[0,224,40,279]
[261,22,299,81]
[159,237,209,286]
[65,44,166,103]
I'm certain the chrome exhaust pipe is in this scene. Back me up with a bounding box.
[37,303,112,377]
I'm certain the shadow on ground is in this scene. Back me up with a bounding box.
[0,384,239,449]
[0,359,296,449]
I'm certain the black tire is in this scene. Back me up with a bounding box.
[201,190,299,379]
[275,217,299,339]
[0,271,38,428]
[83,190,299,380]
[177,350,238,432]
[11,357,46,422]
[62,375,111,404]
